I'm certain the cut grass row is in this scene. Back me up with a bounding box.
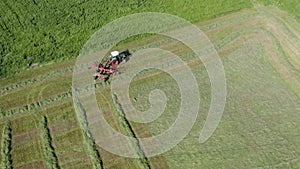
[0,59,75,88]
[7,101,92,168]
[265,31,300,97]
[9,113,45,169]
[45,100,152,169]
[73,98,103,169]
[44,102,92,169]
[39,115,59,169]
[0,66,73,95]
[1,121,12,169]
[1,73,72,111]
[1,90,72,119]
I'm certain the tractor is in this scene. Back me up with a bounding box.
[89,50,131,82]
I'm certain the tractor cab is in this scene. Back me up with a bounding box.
[109,51,121,65]
[90,49,131,82]
[110,51,119,58]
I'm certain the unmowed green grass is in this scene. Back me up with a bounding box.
[0,0,253,77]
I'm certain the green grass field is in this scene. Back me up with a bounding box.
[1,1,300,169]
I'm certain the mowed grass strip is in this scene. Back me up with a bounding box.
[44,102,94,169]
[0,123,4,166]
[73,86,155,168]
[95,88,151,169]
[160,38,299,168]
[39,115,60,169]
[10,114,46,168]
[95,82,170,169]
[0,59,76,88]
[74,98,103,169]
[111,94,151,169]
[255,6,300,75]
[94,7,300,168]
[0,66,73,95]
[0,73,72,111]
